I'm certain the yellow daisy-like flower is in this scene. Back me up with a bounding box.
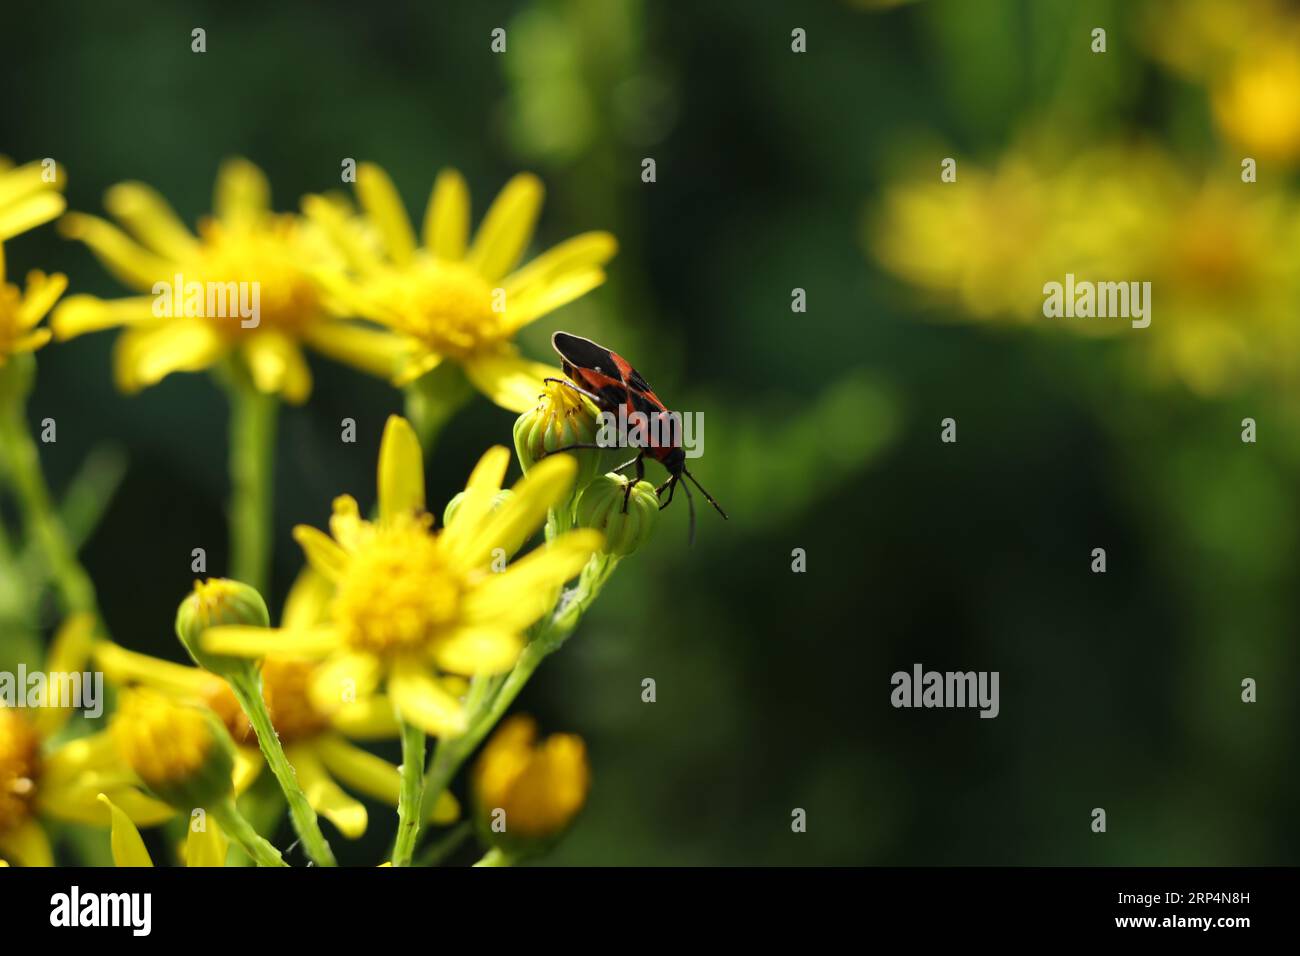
[50,158,381,402]
[306,165,617,411]
[0,615,172,867]
[0,157,66,244]
[471,714,589,841]
[200,415,602,737]
[95,569,458,839]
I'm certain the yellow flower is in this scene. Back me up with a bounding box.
[96,568,459,839]
[306,165,617,410]
[0,157,66,244]
[0,615,171,867]
[50,158,383,402]
[471,714,589,842]
[200,415,602,737]
[112,688,236,809]
[873,139,1300,395]
[1143,0,1300,163]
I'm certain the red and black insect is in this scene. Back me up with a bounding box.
[545,331,727,543]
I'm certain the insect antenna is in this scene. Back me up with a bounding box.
[681,475,697,547]
[682,468,728,520]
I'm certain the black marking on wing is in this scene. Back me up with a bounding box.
[553,332,615,375]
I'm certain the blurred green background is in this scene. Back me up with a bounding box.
[2,0,1297,864]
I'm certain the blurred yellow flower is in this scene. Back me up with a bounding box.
[97,570,459,839]
[471,714,589,842]
[872,139,1300,396]
[0,616,171,867]
[199,415,602,737]
[1144,0,1300,163]
[306,165,617,411]
[51,158,381,402]
[0,157,66,244]
[0,265,65,365]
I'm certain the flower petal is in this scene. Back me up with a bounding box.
[17,271,68,329]
[201,624,340,659]
[281,567,334,630]
[463,349,562,413]
[51,295,160,340]
[214,157,271,227]
[104,181,198,259]
[184,815,228,867]
[59,212,171,292]
[460,530,602,632]
[378,415,425,522]
[357,163,416,265]
[422,168,470,260]
[466,173,544,282]
[389,658,468,736]
[432,627,523,676]
[97,794,154,867]
[450,452,576,573]
[504,267,607,333]
[34,612,97,737]
[114,320,226,392]
[304,320,412,380]
[243,332,312,403]
[293,524,349,581]
[288,744,368,839]
[439,445,511,558]
[0,191,65,242]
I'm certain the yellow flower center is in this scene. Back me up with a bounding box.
[113,690,215,789]
[332,515,462,655]
[376,258,505,359]
[183,216,323,337]
[0,708,41,835]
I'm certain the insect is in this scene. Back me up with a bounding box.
[544,331,727,543]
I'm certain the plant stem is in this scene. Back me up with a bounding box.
[212,797,287,867]
[0,407,99,618]
[414,821,473,867]
[227,376,277,595]
[227,671,337,866]
[391,720,427,867]
[416,555,620,853]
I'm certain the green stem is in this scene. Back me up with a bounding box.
[0,406,99,618]
[227,671,337,866]
[227,377,277,595]
[414,821,472,867]
[212,797,288,867]
[392,720,427,867]
[418,556,618,831]
[471,847,513,867]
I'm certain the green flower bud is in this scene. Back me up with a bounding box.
[175,578,268,679]
[513,379,603,489]
[574,474,659,557]
[113,688,237,811]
